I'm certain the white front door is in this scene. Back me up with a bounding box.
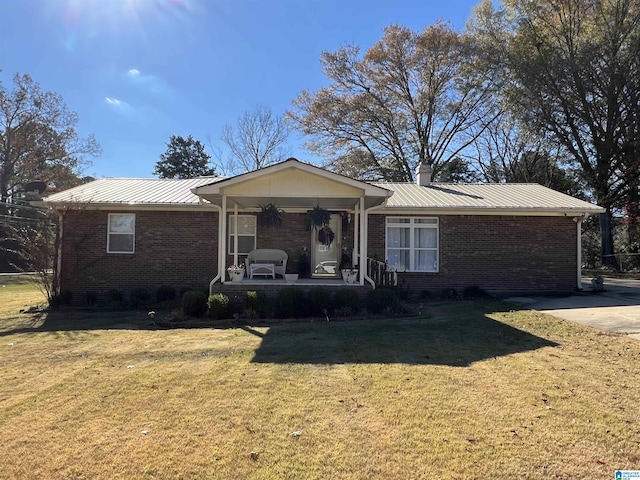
[311,214,341,278]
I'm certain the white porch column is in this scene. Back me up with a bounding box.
[221,195,227,283]
[233,203,239,268]
[577,217,583,290]
[359,196,366,285]
[353,203,359,266]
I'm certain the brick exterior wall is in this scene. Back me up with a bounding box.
[59,210,218,302]
[59,209,578,303]
[368,214,578,293]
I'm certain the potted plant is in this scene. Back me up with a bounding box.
[298,247,310,279]
[305,204,331,231]
[257,203,283,229]
[227,264,245,282]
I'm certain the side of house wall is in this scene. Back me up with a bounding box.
[367,214,578,293]
[59,209,218,303]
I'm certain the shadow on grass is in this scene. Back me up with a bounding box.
[251,301,558,367]
[0,309,151,337]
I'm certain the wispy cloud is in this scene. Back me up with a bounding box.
[104,97,132,113]
[126,67,171,97]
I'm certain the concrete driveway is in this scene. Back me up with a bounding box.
[506,277,640,340]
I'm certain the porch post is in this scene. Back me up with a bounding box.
[221,195,227,283]
[359,196,366,285]
[233,203,239,268]
[353,203,359,266]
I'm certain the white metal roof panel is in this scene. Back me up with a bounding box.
[373,182,604,213]
[43,177,223,206]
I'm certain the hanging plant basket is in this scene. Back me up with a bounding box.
[305,205,331,231]
[257,203,284,229]
[318,225,335,247]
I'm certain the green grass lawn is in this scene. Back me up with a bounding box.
[1,283,639,479]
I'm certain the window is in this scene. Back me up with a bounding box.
[228,215,256,255]
[107,213,135,254]
[386,217,438,272]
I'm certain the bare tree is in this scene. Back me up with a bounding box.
[288,23,499,182]
[221,106,290,172]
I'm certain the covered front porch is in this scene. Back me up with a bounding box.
[192,159,394,293]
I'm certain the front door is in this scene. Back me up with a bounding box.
[311,214,341,278]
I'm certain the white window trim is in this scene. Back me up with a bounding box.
[385,217,439,272]
[107,213,135,254]
[228,214,256,255]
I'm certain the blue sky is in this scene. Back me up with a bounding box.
[1,0,480,178]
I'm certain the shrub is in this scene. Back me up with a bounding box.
[106,289,124,304]
[182,290,207,317]
[207,293,231,320]
[307,288,332,316]
[244,291,270,318]
[276,288,305,318]
[129,288,150,308]
[156,285,176,302]
[60,290,73,306]
[85,291,98,306]
[439,288,458,300]
[462,285,491,299]
[366,287,399,314]
[334,289,361,316]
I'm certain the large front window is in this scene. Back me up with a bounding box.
[386,217,438,272]
[228,215,256,255]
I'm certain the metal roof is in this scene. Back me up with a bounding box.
[43,175,604,215]
[43,177,223,206]
[373,182,605,213]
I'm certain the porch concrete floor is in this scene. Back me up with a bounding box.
[224,278,362,286]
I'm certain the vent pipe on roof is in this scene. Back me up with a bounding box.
[416,162,432,186]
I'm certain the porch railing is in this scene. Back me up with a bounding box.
[365,257,397,287]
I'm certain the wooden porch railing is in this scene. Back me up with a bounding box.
[365,257,397,287]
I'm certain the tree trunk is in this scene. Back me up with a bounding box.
[599,207,618,269]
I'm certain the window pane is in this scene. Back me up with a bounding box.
[387,218,410,224]
[237,236,255,255]
[109,214,134,234]
[415,250,437,271]
[388,249,410,271]
[388,227,410,248]
[415,227,437,248]
[109,234,134,253]
[415,218,437,224]
[228,216,255,234]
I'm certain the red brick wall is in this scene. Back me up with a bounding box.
[368,214,578,293]
[60,210,218,302]
[59,210,578,303]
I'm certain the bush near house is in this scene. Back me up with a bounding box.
[207,293,231,320]
[276,287,305,318]
[243,291,270,319]
[182,290,208,317]
[334,289,361,316]
[366,287,399,314]
[307,287,332,316]
[129,288,150,308]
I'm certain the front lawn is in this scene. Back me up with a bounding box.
[0,289,639,479]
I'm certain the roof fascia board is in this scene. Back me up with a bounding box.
[374,207,604,216]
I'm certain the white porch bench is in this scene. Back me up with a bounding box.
[246,249,288,279]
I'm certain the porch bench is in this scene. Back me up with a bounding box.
[246,249,288,279]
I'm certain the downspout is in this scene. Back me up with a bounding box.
[208,203,223,295]
[363,203,386,289]
[221,195,227,284]
[54,209,64,297]
[576,215,584,291]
